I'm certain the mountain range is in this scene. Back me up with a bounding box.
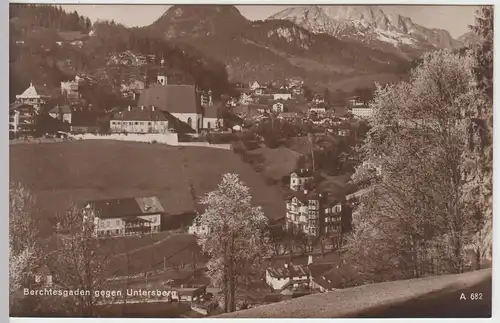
[148,5,477,91]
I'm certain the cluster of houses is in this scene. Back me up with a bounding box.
[264,254,352,296]
[9,72,227,138]
[107,51,154,67]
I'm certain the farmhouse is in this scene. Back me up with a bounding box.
[110,105,170,134]
[82,196,164,237]
[265,263,310,291]
[138,75,203,132]
[49,105,74,124]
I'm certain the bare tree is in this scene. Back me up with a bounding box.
[50,204,110,317]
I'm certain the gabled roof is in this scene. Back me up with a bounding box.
[267,264,309,279]
[16,82,51,99]
[138,84,202,114]
[111,106,170,122]
[83,196,164,219]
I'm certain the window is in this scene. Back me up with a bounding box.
[152,216,157,223]
[148,122,152,126]
[116,220,120,226]
[187,117,192,128]
[135,122,139,125]
[111,121,116,125]
[207,121,211,129]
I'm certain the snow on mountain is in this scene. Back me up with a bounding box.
[268,5,464,59]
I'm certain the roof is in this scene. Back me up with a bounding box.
[138,84,202,114]
[267,264,309,279]
[111,106,169,122]
[16,82,51,98]
[203,102,224,119]
[49,105,73,114]
[83,196,164,219]
[310,264,352,291]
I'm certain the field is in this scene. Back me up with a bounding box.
[10,140,287,236]
[246,146,302,181]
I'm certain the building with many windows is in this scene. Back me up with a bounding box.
[82,196,164,237]
[110,105,170,133]
[9,103,38,136]
[285,189,343,238]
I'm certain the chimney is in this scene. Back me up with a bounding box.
[128,106,131,111]
[141,105,144,110]
[152,106,155,111]
[308,255,313,265]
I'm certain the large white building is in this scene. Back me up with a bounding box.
[351,106,374,119]
[83,196,164,237]
[110,105,170,134]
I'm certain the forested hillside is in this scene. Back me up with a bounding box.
[9,4,232,105]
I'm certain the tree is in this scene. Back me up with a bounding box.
[194,173,271,312]
[50,204,109,317]
[9,182,39,312]
[347,50,485,283]
[468,5,493,266]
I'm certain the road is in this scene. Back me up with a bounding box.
[354,275,492,318]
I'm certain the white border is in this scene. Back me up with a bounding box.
[6,1,498,323]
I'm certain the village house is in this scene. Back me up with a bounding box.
[120,79,145,100]
[82,196,164,237]
[253,87,268,96]
[272,101,286,113]
[289,169,314,191]
[110,105,170,134]
[265,263,310,291]
[9,103,38,137]
[249,81,261,90]
[15,81,51,111]
[309,103,328,114]
[351,105,374,119]
[312,94,325,105]
[348,96,365,107]
[277,112,299,121]
[136,55,147,66]
[285,189,343,238]
[48,105,74,124]
[138,75,203,132]
[273,92,292,101]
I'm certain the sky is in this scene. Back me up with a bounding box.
[59,4,477,38]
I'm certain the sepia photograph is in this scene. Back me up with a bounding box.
[8,2,494,320]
